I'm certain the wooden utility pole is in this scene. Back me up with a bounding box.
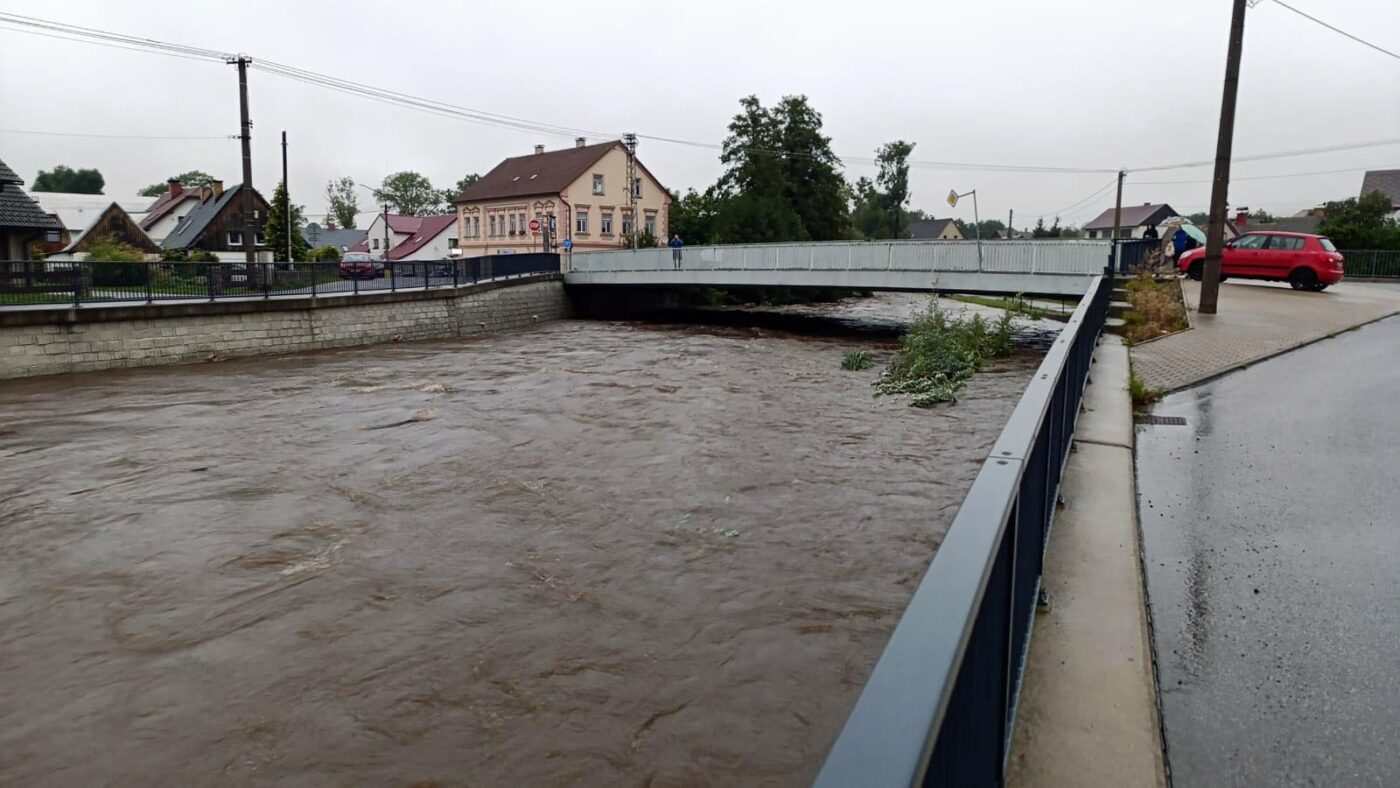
[228,55,256,267]
[281,131,291,263]
[1007,208,1013,239]
[1110,169,1126,273]
[1200,0,1249,315]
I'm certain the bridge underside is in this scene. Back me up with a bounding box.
[564,269,1097,298]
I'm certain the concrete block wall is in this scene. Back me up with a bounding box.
[0,278,570,379]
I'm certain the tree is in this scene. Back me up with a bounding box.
[1187,211,1210,225]
[1317,191,1400,250]
[138,170,214,197]
[32,165,104,194]
[1031,217,1050,238]
[713,193,804,244]
[773,96,850,241]
[325,177,359,229]
[955,219,1006,239]
[375,171,444,215]
[875,140,916,239]
[669,187,724,245]
[310,245,343,262]
[1251,209,1277,224]
[264,181,311,262]
[442,173,481,207]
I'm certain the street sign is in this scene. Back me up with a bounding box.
[562,239,573,251]
[947,190,959,208]
[528,218,541,233]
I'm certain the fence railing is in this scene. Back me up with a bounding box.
[1112,238,1160,275]
[1340,249,1400,279]
[0,254,561,307]
[573,240,1114,276]
[815,274,1114,787]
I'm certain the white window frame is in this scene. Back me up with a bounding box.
[593,174,605,195]
[601,212,614,235]
[509,214,517,235]
[576,210,589,234]
[622,213,634,236]
[644,214,656,236]
[632,177,642,198]
[227,230,244,247]
[254,231,267,246]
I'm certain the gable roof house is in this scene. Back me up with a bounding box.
[384,214,459,261]
[1082,202,1179,239]
[908,218,965,240]
[0,157,63,260]
[160,182,272,262]
[453,138,671,255]
[347,213,429,256]
[32,192,157,260]
[302,222,367,253]
[140,179,208,242]
[1360,169,1400,215]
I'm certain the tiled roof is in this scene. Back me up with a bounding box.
[385,215,456,260]
[908,218,960,238]
[141,191,199,229]
[302,224,367,250]
[0,156,62,231]
[0,158,22,185]
[162,184,257,249]
[1253,216,1322,235]
[456,141,620,202]
[1360,169,1400,205]
[1083,203,1177,230]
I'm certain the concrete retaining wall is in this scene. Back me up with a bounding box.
[0,275,569,379]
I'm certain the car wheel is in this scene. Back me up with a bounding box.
[1311,283,1329,292]
[1187,260,1203,281]
[1289,268,1318,291]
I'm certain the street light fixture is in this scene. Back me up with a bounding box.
[948,188,984,271]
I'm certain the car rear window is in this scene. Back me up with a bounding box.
[1318,237,1337,252]
[1267,236,1305,251]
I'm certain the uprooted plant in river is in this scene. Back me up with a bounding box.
[874,299,1018,407]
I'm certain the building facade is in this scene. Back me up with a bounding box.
[453,139,670,256]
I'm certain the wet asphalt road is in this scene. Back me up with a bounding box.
[1136,315,1400,786]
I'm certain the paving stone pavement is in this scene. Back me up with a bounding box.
[1130,279,1400,392]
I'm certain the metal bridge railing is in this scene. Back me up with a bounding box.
[572,240,1113,276]
[814,274,1114,787]
[1339,249,1400,279]
[0,254,561,307]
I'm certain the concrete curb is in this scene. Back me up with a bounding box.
[1007,336,1166,788]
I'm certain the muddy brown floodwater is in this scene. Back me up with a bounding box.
[0,295,1045,786]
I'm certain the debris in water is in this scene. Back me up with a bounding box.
[419,382,449,394]
[721,529,741,538]
[364,408,440,430]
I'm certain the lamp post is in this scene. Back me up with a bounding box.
[948,188,984,271]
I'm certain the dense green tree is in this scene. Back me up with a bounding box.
[443,173,481,207]
[955,219,1006,239]
[1250,208,1277,224]
[138,170,214,197]
[33,165,104,194]
[669,187,725,245]
[773,96,850,240]
[875,140,916,239]
[1187,211,1210,225]
[1318,191,1400,250]
[264,181,311,262]
[324,176,359,229]
[713,193,804,244]
[375,171,444,215]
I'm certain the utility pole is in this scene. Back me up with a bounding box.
[623,133,638,249]
[382,201,390,263]
[227,55,256,267]
[281,130,291,263]
[1007,208,1013,239]
[1110,169,1126,273]
[1200,0,1250,315]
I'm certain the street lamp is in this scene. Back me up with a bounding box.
[948,188,984,271]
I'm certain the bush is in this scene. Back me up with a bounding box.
[842,350,874,370]
[875,299,1017,406]
[84,237,148,287]
[310,245,342,262]
[1123,271,1188,344]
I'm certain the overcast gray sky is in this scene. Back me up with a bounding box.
[2,0,1397,228]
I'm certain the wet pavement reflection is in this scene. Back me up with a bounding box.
[1,294,1045,785]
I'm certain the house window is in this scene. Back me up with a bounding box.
[632,177,642,198]
[1117,228,1132,238]
[227,231,244,247]
[255,232,266,246]
[44,229,61,243]
[644,214,656,236]
[601,212,613,235]
[474,216,481,237]
[518,213,526,232]
[576,210,589,234]
[593,174,605,195]
[489,215,497,236]
[372,237,380,249]
[622,214,634,236]
[449,237,459,249]
[1087,230,1098,239]
[509,214,517,235]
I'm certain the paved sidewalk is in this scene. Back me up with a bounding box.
[1131,280,1400,392]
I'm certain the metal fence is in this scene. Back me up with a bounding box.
[1340,249,1400,279]
[572,240,1114,276]
[815,274,1114,787]
[0,254,561,307]
[1112,238,1160,275]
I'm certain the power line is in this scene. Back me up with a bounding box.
[1132,163,1396,185]
[1266,0,1400,61]
[0,127,229,140]
[1024,176,1121,218]
[1128,137,1400,173]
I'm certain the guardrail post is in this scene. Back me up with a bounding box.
[390,262,396,293]
[207,264,216,302]
[145,262,154,303]
[74,263,83,307]
[887,243,894,270]
[310,263,318,298]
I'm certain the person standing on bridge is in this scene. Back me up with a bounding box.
[669,234,684,269]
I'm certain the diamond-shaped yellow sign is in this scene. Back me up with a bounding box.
[947,190,959,208]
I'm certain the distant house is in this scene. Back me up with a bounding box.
[1359,169,1400,216]
[1082,203,1179,239]
[453,138,671,255]
[140,179,207,242]
[32,194,159,260]
[908,218,965,240]
[348,214,428,257]
[160,182,272,262]
[302,222,367,253]
[384,215,458,262]
[0,157,62,260]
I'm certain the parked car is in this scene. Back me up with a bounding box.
[1178,232,1344,291]
[338,252,384,280]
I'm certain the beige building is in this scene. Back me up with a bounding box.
[453,139,670,256]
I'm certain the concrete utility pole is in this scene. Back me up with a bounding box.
[281,130,292,263]
[623,133,638,249]
[1110,169,1126,273]
[1200,0,1250,315]
[228,55,256,267]
[1007,208,1013,239]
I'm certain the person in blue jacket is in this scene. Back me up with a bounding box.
[669,234,684,269]
[1172,227,1190,259]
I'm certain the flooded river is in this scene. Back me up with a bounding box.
[0,294,1046,785]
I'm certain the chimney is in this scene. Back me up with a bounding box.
[167,178,183,198]
[326,219,337,230]
[199,186,212,203]
[211,180,224,199]
[534,144,544,155]
[1235,210,1248,227]
[575,137,586,148]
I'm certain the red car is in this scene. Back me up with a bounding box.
[1178,231,1344,291]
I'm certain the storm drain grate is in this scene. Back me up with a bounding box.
[1136,415,1187,426]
